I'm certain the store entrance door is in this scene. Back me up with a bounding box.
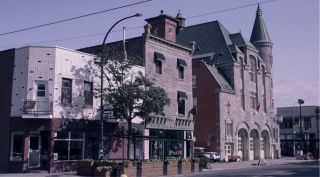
[29,135,41,168]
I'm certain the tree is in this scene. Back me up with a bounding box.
[99,45,170,159]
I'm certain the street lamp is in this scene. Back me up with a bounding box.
[99,13,143,160]
[297,99,304,153]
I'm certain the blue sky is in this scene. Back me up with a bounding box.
[0,0,319,107]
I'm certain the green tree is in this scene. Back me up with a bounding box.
[100,46,170,159]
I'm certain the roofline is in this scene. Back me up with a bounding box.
[16,45,97,57]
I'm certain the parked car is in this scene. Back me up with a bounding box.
[194,147,220,162]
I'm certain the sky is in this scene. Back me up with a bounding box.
[0,0,319,108]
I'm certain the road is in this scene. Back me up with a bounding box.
[169,160,319,177]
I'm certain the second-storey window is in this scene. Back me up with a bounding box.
[154,52,165,75]
[177,58,187,80]
[250,92,257,110]
[178,91,187,115]
[37,84,46,97]
[249,57,257,83]
[61,78,72,106]
[84,81,93,106]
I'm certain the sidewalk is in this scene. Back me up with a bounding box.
[0,157,314,177]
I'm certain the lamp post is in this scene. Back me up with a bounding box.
[297,99,304,153]
[99,13,143,160]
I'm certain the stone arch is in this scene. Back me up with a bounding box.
[237,128,249,161]
[235,121,250,136]
[249,129,260,160]
[253,122,261,132]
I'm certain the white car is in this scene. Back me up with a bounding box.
[194,147,220,162]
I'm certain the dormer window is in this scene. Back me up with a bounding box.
[168,28,173,34]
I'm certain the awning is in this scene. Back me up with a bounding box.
[177,91,188,99]
[177,58,187,67]
[154,52,165,61]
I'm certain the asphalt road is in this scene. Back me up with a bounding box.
[170,160,319,177]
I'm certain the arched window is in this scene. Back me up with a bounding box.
[249,56,257,83]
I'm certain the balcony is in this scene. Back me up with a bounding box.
[22,100,53,118]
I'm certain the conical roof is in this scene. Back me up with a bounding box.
[250,4,271,43]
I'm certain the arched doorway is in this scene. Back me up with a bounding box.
[238,128,249,161]
[250,129,260,160]
[261,130,271,159]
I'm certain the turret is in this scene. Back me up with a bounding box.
[176,10,185,35]
[250,4,273,71]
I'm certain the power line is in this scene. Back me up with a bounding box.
[0,0,275,49]
[186,0,276,19]
[0,26,142,49]
[0,0,152,36]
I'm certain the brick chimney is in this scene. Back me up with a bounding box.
[145,10,178,42]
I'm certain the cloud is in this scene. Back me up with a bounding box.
[274,80,319,107]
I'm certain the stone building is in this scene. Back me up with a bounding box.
[80,13,195,160]
[278,105,319,158]
[176,5,281,161]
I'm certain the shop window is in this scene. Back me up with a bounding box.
[54,132,84,160]
[84,81,93,106]
[61,78,72,106]
[10,132,23,161]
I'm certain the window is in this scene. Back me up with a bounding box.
[178,65,184,79]
[54,132,84,160]
[61,78,72,106]
[192,75,196,88]
[240,89,245,110]
[37,84,46,97]
[237,138,242,151]
[10,132,23,161]
[154,52,165,75]
[155,60,162,74]
[177,91,187,115]
[249,57,257,83]
[304,118,311,129]
[249,138,253,151]
[177,58,187,80]
[193,97,198,115]
[260,139,264,150]
[84,81,93,106]
[250,92,257,110]
[226,123,233,137]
